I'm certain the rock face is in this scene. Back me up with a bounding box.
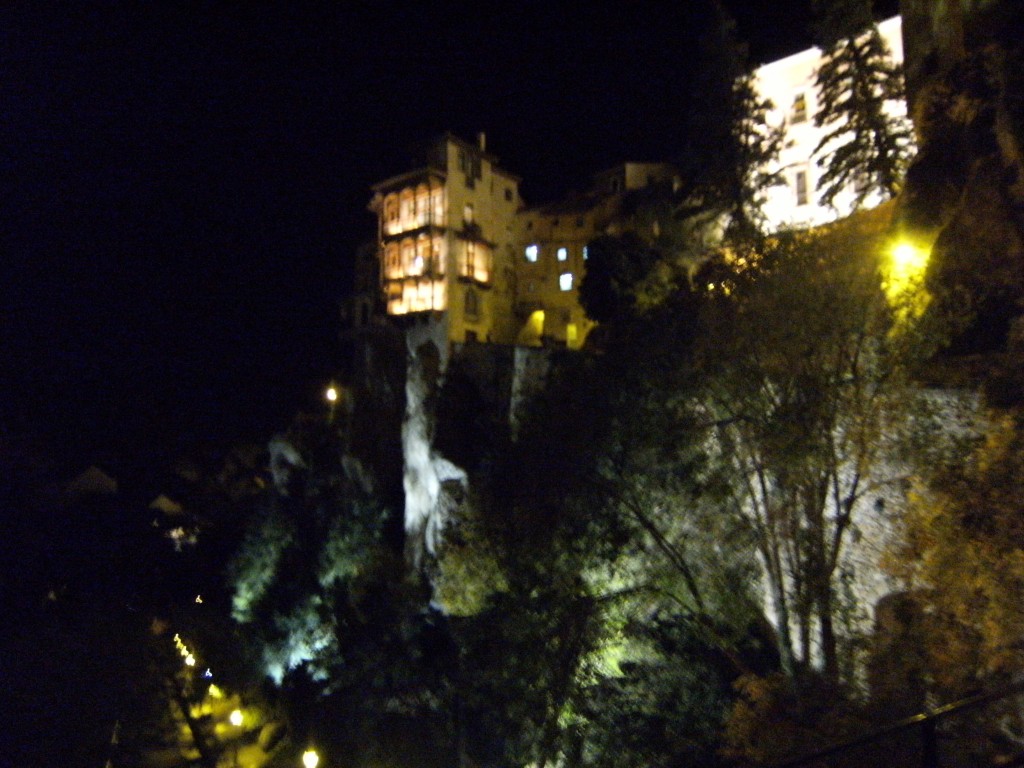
[398,316,552,572]
[899,0,1024,356]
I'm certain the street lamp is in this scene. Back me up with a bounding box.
[325,384,338,424]
[885,238,931,303]
[302,748,320,768]
[229,709,243,767]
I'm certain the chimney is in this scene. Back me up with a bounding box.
[477,132,486,152]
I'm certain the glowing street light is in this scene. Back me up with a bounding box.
[885,238,931,304]
[230,709,243,767]
[325,384,339,424]
[302,748,320,768]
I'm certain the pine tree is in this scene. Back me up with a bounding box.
[729,72,785,240]
[676,1,783,242]
[812,0,913,210]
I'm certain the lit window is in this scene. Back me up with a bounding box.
[559,272,573,291]
[557,247,568,262]
[791,93,807,124]
[582,245,588,261]
[464,203,474,225]
[795,170,809,206]
[525,244,539,263]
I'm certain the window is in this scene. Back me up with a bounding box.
[557,247,568,262]
[505,188,513,201]
[459,149,481,188]
[463,203,474,225]
[384,196,399,223]
[795,170,809,206]
[525,244,539,263]
[791,93,808,124]
[464,287,479,320]
[559,272,573,291]
[400,190,414,225]
[385,243,400,277]
[582,245,589,261]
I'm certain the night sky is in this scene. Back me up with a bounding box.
[1,1,898,459]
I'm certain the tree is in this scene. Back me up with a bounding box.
[812,0,913,209]
[675,1,783,243]
[577,233,666,323]
[727,72,786,240]
[690,213,922,683]
[889,413,1024,693]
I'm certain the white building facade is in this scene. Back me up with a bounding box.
[754,16,907,231]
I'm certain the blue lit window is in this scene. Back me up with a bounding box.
[557,247,568,262]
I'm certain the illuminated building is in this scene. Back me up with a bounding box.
[514,163,678,348]
[368,133,679,350]
[368,133,522,345]
[753,16,907,230]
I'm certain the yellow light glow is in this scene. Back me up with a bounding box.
[185,654,196,666]
[885,239,930,302]
[516,309,546,346]
[208,684,224,699]
[195,594,203,603]
[302,749,320,768]
[325,386,338,403]
[230,709,243,727]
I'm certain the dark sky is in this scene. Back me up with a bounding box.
[0,1,897,458]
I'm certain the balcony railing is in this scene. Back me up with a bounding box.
[772,678,1024,768]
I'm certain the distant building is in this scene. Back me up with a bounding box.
[367,133,522,346]
[366,134,677,350]
[754,16,907,230]
[364,15,910,346]
[513,163,678,348]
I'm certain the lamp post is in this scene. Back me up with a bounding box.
[325,384,338,424]
[229,709,242,767]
